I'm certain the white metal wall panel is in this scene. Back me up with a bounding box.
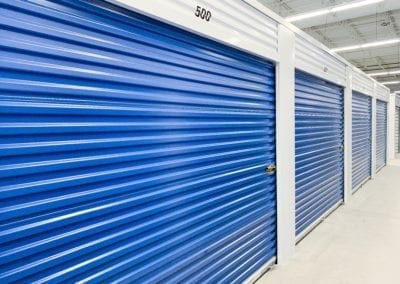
[107,0,279,61]
[295,35,347,86]
[376,84,390,102]
[352,70,374,96]
[396,107,400,153]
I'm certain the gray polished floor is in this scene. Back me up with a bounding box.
[258,163,400,284]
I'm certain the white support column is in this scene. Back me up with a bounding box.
[343,67,352,203]
[388,94,396,163]
[275,24,296,264]
[371,91,377,178]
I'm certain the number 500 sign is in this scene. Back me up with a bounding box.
[195,5,212,22]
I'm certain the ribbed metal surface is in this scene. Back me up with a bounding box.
[376,84,390,102]
[295,35,347,86]
[352,91,372,192]
[0,0,277,283]
[295,70,344,237]
[396,107,400,154]
[107,0,279,61]
[352,70,374,96]
[376,100,387,171]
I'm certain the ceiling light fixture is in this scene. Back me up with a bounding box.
[331,38,400,53]
[382,81,400,85]
[368,70,400,76]
[286,0,384,22]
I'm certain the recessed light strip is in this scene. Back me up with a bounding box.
[368,70,400,77]
[331,38,400,53]
[382,81,400,85]
[286,0,384,22]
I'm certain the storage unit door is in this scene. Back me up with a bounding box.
[395,107,400,153]
[376,100,388,171]
[0,1,277,283]
[352,91,372,192]
[295,70,344,237]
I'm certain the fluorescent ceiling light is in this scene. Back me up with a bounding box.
[286,10,329,22]
[368,70,400,76]
[331,38,400,53]
[382,81,400,85]
[286,0,383,22]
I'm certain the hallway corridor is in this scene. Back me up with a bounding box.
[258,164,400,284]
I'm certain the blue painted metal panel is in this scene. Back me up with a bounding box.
[352,91,372,192]
[0,0,277,283]
[295,70,344,237]
[376,100,387,171]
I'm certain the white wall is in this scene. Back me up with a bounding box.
[276,24,296,265]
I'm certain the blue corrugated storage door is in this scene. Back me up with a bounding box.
[295,70,344,237]
[376,100,388,171]
[0,0,277,283]
[352,91,372,192]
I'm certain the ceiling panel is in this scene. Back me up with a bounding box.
[256,0,348,17]
[304,9,400,47]
[256,0,400,92]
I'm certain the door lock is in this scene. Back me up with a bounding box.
[265,164,276,175]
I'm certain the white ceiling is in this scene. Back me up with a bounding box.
[257,0,400,92]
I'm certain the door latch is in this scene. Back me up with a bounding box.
[265,164,276,175]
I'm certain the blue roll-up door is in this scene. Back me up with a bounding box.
[0,0,277,283]
[295,70,344,238]
[352,91,372,192]
[376,100,388,172]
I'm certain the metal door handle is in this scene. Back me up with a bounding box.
[265,164,276,175]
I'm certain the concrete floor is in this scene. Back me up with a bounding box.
[257,163,400,284]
